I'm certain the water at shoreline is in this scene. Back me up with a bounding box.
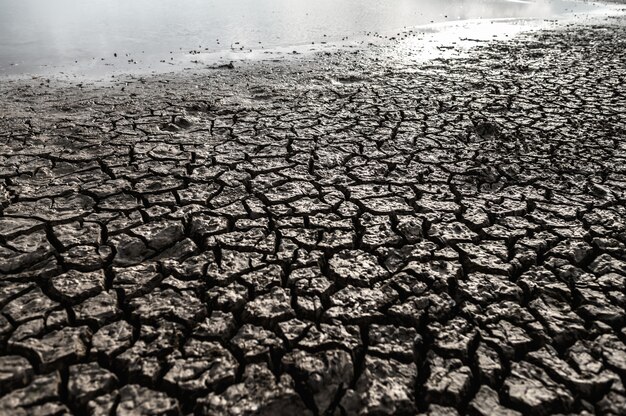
[0,0,607,76]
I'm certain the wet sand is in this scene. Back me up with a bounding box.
[1,12,626,416]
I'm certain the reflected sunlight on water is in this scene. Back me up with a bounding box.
[0,0,603,75]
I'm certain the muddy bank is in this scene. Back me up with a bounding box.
[0,0,615,77]
[1,18,626,416]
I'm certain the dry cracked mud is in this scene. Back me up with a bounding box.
[1,19,626,416]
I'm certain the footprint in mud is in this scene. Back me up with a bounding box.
[472,118,501,139]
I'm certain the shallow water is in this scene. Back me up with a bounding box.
[0,0,603,75]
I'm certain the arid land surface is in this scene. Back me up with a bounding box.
[0,12,626,416]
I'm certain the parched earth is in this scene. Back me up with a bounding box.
[1,19,626,416]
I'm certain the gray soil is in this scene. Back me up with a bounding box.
[0,15,626,416]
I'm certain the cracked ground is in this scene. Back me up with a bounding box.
[1,20,626,416]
